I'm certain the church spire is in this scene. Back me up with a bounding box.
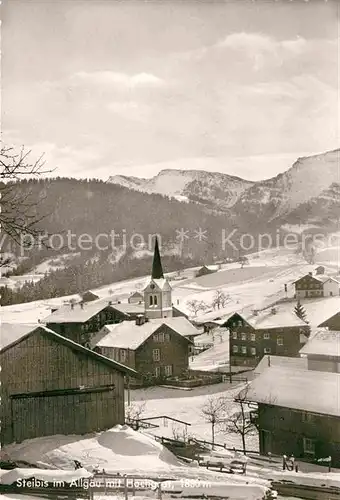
[151,237,164,279]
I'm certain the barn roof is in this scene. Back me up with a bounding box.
[0,325,137,376]
[299,329,340,358]
[0,323,40,350]
[110,303,145,315]
[245,366,340,417]
[42,301,113,323]
[254,355,308,376]
[92,317,197,350]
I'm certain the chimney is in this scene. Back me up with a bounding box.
[177,299,179,305]
[80,302,84,309]
[253,309,258,316]
[271,307,277,315]
[135,314,145,326]
[308,272,313,276]
[71,303,74,310]
[108,300,112,306]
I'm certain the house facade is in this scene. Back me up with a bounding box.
[195,265,218,278]
[92,318,193,385]
[257,403,340,466]
[44,302,123,345]
[0,326,135,445]
[225,310,309,367]
[294,272,340,299]
[246,365,340,467]
[299,329,340,373]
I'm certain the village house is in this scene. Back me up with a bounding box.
[0,323,136,445]
[225,307,310,367]
[80,290,100,302]
[43,301,120,345]
[91,238,200,384]
[128,291,144,304]
[293,272,340,299]
[195,264,219,278]
[245,365,340,467]
[43,300,145,346]
[91,316,195,384]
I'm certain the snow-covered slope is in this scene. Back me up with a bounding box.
[108,169,254,209]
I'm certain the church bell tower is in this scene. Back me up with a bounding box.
[144,238,173,319]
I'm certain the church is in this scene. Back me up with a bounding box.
[91,238,200,384]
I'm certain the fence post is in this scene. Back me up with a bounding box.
[158,482,162,500]
[132,478,135,496]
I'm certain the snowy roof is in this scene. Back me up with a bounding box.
[111,303,144,314]
[0,325,136,375]
[246,366,340,417]
[237,297,340,328]
[42,301,113,323]
[143,278,171,291]
[0,323,39,350]
[92,317,197,350]
[299,330,340,358]
[254,355,308,375]
[238,308,307,330]
[293,273,339,285]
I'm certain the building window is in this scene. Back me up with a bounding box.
[158,332,164,343]
[250,347,256,356]
[120,349,127,362]
[149,295,153,306]
[153,348,160,361]
[263,333,270,340]
[250,333,256,342]
[164,365,173,376]
[233,332,237,340]
[241,333,247,341]
[301,412,313,423]
[155,366,161,378]
[330,291,333,296]
[264,347,271,354]
[241,346,247,354]
[277,336,284,346]
[154,295,158,306]
[303,437,316,455]
[237,321,242,327]
[233,345,238,353]
[164,333,170,342]
[153,334,159,342]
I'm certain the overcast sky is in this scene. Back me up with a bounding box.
[2,0,339,181]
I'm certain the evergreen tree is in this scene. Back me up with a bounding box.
[294,301,308,322]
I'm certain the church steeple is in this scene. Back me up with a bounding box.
[144,237,172,319]
[151,237,164,279]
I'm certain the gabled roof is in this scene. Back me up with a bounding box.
[254,355,308,376]
[293,274,339,285]
[246,366,340,417]
[42,300,113,323]
[92,317,197,350]
[110,303,144,315]
[0,323,40,350]
[227,308,307,330]
[0,325,136,376]
[143,278,171,291]
[129,291,144,298]
[299,329,340,358]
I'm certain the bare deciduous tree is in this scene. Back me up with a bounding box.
[201,395,228,446]
[0,143,53,253]
[211,290,229,310]
[187,299,208,316]
[125,400,147,429]
[221,384,257,454]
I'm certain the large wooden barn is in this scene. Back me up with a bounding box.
[1,324,136,445]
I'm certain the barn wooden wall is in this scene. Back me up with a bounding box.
[1,329,125,445]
